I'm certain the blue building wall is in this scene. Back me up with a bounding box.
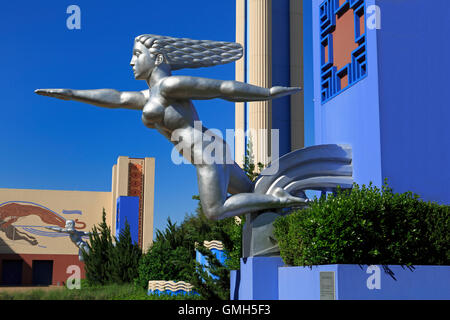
[313,0,383,187]
[278,264,450,300]
[271,0,292,156]
[312,0,450,204]
[303,0,315,147]
[376,0,450,204]
[115,196,139,244]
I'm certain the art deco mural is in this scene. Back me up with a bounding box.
[0,201,87,249]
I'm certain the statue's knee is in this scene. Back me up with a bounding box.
[203,205,221,221]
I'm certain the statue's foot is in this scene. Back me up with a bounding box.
[269,187,309,207]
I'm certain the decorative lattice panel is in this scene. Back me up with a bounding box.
[320,0,367,103]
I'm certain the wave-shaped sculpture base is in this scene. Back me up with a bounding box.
[243,144,353,257]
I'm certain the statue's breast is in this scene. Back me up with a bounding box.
[143,93,197,132]
[142,99,165,124]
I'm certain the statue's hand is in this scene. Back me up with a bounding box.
[269,86,302,99]
[35,89,73,100]
[44,226,63,232]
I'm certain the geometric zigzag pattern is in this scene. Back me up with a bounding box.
[320,0,367,103]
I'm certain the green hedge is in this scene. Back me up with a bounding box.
[273,182,450,270]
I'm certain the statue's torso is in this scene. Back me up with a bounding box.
[142,81,202,143]
[141,79,233,165]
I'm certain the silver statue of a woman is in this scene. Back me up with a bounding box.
[45,219,90,261]
[36,34,307,220]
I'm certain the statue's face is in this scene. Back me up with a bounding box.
[65,220,74,229]
[130,42,156,80]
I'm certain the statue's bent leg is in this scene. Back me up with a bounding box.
[197,164,307,220]
[227,162,253,195]
[196,163,230,219]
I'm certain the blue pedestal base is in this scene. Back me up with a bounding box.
[231,261,450,300]
[278,265,450,300]
[230,257,284,300]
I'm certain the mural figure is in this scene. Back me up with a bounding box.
[45,220,90,261]
[0,202,86,247]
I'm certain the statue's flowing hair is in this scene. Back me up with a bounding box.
[135,34,243,70]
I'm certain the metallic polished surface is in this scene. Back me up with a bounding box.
[45,220,90,261]
[35,34,307,220]
[243,144,353,257]
[254,144,353,195]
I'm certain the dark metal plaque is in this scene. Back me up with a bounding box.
[320,271,335,300]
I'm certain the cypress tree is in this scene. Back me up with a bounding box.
[83,208,114,286]
[110,220,142,284]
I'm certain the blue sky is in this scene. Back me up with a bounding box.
[0,0,238,235]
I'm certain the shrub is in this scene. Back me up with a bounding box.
[83,209,141,286]
[134,218,195,289]
[273,182,450,275]
[183,196,243,299]
[83,209,114,285]
[110,220,142,284]
[189,244,231,300]
[135,198,243,299]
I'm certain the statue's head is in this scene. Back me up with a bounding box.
[130,34,243,80]
[130,36,166,80]
[65,220,75,230]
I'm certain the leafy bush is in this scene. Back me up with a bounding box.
[134,218,195,289]
[182,197,243,299]
[189,244,231,300]
[273,182,450,273]
[135,197,243,299]
[110,221,142,284]
[83,209,114,285]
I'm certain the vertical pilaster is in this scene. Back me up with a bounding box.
[110,164,117,235]
[142,157,155,252]
[113,156,129,235]
[235,0,247,167]
[248,0,272,167]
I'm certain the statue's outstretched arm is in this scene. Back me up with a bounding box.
[35,88,149,110]
[45,226,65,232]
[160,76,301,102]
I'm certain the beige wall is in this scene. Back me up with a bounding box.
[111,156,155,251]
[142,157,155,252]
[0,188,111,255]
[0,156,156,256]
[111,156,129,234]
